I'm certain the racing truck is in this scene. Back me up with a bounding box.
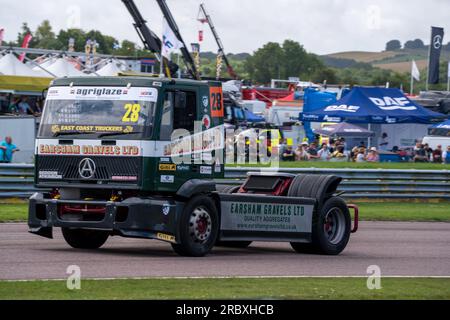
[28,76,358,257]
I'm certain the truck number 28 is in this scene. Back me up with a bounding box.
[122,103,141,123]
[210,87,224,117]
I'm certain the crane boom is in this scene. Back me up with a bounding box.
[155,0,200,80]
[121,0,162,56]
[199,3,238,79]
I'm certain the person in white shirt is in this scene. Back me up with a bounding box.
[317,143,331,161]
[355,150,366,162]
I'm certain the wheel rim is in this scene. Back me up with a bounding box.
[189,206,212,243]
[323,207,345,245]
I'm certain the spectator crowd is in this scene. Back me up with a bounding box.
[280,137,450,164]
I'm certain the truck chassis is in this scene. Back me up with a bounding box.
[29,172,358,257]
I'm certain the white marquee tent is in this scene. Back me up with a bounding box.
[43,58,86,77]
[0,53,44,77]
[96,60,124,76]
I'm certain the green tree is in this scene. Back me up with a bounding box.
[311,68,338,84]
[245,42,284,84]
[404,39,425,49]
[114,40,138,56]
[35,20,62,49]
[244,40,327,84]
[57,29,87,51]
[281,40,309,78]
[385,40,402,51]
[85,30,118,55]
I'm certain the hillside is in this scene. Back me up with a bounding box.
[326,51,400,63]
[323,48,450,73]
[376,59,428,73]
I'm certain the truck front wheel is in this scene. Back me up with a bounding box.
[61,228,109,249]
[291,197,351,255]
[171,195,219,257]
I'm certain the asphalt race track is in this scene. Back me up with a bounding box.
[0,221,449,280]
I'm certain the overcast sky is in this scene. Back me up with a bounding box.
[1,0,449,55]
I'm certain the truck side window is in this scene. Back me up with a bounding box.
[160,92,174,141]
[174,91,197,132]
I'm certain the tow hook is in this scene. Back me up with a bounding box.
[347,204,359,233]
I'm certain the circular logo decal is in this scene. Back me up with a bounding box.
[78,158,96,179]
[202,114,211,129]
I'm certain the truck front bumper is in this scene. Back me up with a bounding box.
[28,192,182,243]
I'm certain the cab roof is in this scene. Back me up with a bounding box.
[51,76,220,88]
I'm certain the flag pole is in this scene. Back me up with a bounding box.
[160,17,165,78]
[410,60,414,95]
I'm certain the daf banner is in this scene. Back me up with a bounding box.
[428,26,445,84]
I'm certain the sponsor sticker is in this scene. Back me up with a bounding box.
[324,104,360,113]
[369,97,417,111]
[39,171,62,179]
[202,96,209,108]
[156,233,176,243]
[200,166,212,175]
[162,204,171,216]
[209,87,224,118]
[220,201,314,233]
[46,86,158,102]
[111,176,138,181]
[160,175,175,183]
[159,164,176,171]
[202,114,211,129]
[177,165,190,171]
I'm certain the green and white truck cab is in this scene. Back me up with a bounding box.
[29,76,357,257]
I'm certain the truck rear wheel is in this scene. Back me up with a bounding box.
[171,195,219,257]
[61,228,109,249]
[291,197,351,255]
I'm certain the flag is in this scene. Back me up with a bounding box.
[428,26,444,84]
[411,60,420,81]
[18,33,32,62]
[0,28,4,47]
[161,18,183,59]
[448,61,450,78]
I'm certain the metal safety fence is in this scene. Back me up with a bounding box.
[0,164,449,200]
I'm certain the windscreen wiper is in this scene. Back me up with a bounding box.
[97,131,143,138]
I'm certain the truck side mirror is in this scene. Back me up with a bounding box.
[42,88,48,100]
[174,91,187,109]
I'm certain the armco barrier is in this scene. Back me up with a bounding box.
[220,167,450,199]
[0,164,449,200]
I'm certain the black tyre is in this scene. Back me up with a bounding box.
[171,195,219,257]
[61,228,109,249]
[291,197,351,255]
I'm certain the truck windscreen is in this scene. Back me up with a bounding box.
[38,86,158,139]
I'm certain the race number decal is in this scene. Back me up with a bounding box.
[122,103,141,123]
[209,87,224,118]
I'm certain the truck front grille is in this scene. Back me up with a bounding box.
[37,156,141,183]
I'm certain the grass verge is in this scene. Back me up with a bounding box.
[351,202,450,222]
[0,277,448,300]
[2,202,449,223]
[0,204,28,222]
